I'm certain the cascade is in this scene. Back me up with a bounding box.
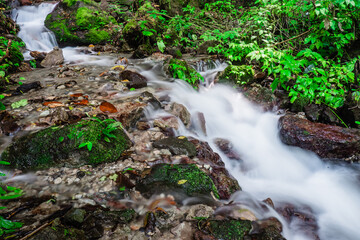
[11,3,58,59]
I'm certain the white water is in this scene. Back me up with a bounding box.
[138,61,360,240]
[10,3,360,239]
[11,3,58,59]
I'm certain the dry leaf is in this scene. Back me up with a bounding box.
[43,101,64,108]
[100,101,118,113]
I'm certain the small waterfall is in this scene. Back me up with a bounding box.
[11,3,58,59]
[140,62,360,240]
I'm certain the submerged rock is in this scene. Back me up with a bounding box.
[279,115,360,161]
[137,164,220,200]
[1,119,132,170]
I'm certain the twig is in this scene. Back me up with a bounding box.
[19,220,54,240]
[271,29,312,47]
[0,39,12,63]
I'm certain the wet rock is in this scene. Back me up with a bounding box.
[118,70,147,89]
[200,219,252,240]
[168,102,191,127]
[214,138,241,160]
[0,111,20,136]
[276,203,318,239]
[1,119,132,170]
[63,208,86,227]
[12,81,42,95]
[240,83,277,111]
[279,115,360,161]
[304,104,322,122]
[137,164,220,200]
[217,65,254,85]
[18,62,32,72]
[190,139,241,199]
[30,51,47,61]
[153,116,179,132]
[41,47,64,67]
[136,121,151,130]
[19,0,32,6]
[153,137,197,157]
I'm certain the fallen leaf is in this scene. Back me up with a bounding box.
[177,179,187,185]
[11,99,28,109]
[121,79,129,82]
[74,99,89,105]
[70,93,83,98]
[100,101,118,113]
[177,136,186,139]
[99,71,108,77]
[111,65,125,71]
[89,44,95,48]
[43,101,64,108]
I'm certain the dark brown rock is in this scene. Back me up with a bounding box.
[12,81,42,95]
[190,139,241,199]
[118,70,147,89]
[30,51,47,61]
[0,111,20,136]
[279,115,360,161]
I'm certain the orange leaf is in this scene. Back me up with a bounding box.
[43,101,64,108]
[74,99,89,105]
[70,93,83,98]
[100,101,118,113]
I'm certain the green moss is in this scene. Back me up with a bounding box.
[85,29,110,43]
[218,65,255,85]
[76,7,116,30]
[209,220,252,240]
[122,19,138,35]
[138,164,220,199]
[168,59,203,87]
[63,0,94,7]
[1,119,132,170]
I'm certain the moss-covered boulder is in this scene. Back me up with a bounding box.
[199,219,252,240]
[217,65,254,85]
[122,1,158,52]
[137,164,219,200]
[45,1,119,46]
[166,59,204,88]
[0,119,132,170]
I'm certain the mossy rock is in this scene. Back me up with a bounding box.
[158,0,212,16]
[153,137,196,157]
[0,119,132,170]
[166,59,203,87]
[218,65,255,85]
[45,2,118,45]
[207,219,252,240]
[137,164,219,200]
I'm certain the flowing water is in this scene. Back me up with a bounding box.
[10,3,360,240]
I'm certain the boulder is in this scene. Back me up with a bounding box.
[118,70,147,89]
[1,119,132,170]
[168,102,191,127]
[45,2,118,46]
[137,164,220,200]
[153,137,197,157]
[30,51,47,61]
[279,115,360,161]
[40,47,64,67]
[217,65,254,85]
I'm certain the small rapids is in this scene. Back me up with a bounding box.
[138,61,360,240]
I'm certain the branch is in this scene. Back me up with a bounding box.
[0,39,12,64]
[271,29,312,47]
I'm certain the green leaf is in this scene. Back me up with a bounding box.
[142,31,154,36]
[104,137,111,143]
[79,142,88,149]
[59,137,64,142]
[87,142,92,151]
[0,71,5,77]
[0,161,10,165]
[157,39,166,53]
[11,99,28,109]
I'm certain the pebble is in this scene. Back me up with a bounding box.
[54,177,62,184]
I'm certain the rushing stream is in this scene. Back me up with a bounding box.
[9,3,360,240]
